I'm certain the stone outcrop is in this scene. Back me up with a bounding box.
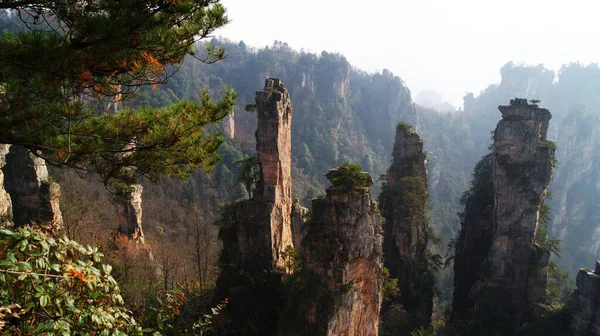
[0,145,12,225]
[255,78,294,270]
[280,165,382,336]
[572,261,600,335]
[114,184,145,244]
[468,98,555,333]
[378,123,433,333]
[2,146,62,228]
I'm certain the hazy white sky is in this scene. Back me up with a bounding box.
[217,0,600,107]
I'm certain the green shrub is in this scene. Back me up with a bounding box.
[0,226,142,335]
[326,162,371,189]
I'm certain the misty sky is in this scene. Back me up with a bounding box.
[217,0,600,108]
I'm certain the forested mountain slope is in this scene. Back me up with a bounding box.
[57,39,600,289]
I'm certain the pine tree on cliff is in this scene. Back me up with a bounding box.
[0,1,236,188]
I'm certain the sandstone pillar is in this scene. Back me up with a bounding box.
[281,165,383,336]
[473,98,554,332]
[572,261,600,335]
[114,184,146,244]
[3,146,62,228]
[379,123,433,333]
[255,78,294,270]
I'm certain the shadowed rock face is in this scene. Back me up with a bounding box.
[472,98,554,333]
[0,145,12,225]
[379,124,433,332]
[2,146,62,228]
[451,154,494,324]
[255,78,294,270]
[572,261,600,335]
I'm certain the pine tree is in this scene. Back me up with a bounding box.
[0,1,236,189]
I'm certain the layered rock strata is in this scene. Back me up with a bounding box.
[572,261,600,335]
[378,123,433,332]
[2,146,62,228]
[281,166,383,336]
[471,98,555,333]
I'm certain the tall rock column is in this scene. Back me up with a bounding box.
[214,79,294,335]
[472,98,555,333]
[280,164,383,336]
[0,145,12,225]
[114,184,145,244]
[2,146,63,228]
[378,123,433,333]
[255,78,294,270]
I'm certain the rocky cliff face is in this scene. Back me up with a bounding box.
[471,98,555,333]
[572,261,600,335]
[0,145,12,225]
[114,184,146,244]
[379,123,433,332]
[255,78,294,270]
[2,146,62,228]
[282,166,383,336]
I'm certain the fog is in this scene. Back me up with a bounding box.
[218,0,600,107]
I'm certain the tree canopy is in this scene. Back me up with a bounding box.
[0,1,236,188]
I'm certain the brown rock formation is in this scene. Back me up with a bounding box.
[572,261,600,335]
[0,145,12,225]
[114,184,146,244]
[255,77,294,270]
[379,123,433,333]
[2,146,63,228]
[471,98,555,333]
[281,165,383,336]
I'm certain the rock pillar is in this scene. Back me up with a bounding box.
[0,145,12,225]
[214,78,295,335]
[472,98,555,332]
[572,261,600,335]
[255,78,294,270]
[114,184,145,244]
[379,123,433,333]
[2,146,62,228]
[281,165,383,336]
